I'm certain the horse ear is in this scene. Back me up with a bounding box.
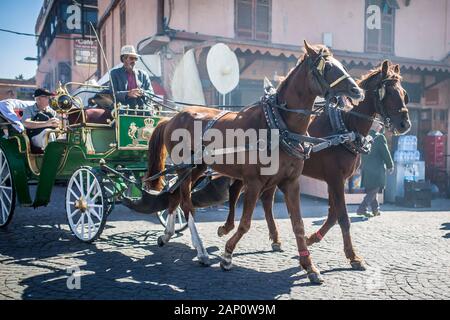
[303,40,317,56]
[381,60,390,78]
[394,64,401,74]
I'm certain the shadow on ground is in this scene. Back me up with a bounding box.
[0,225,358,300]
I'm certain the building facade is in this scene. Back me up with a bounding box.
[0,78,36,101]
[97,0,450,170]
[35,0,99,91]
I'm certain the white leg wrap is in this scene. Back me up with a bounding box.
[162,212,175,243]
[188,216,208,258]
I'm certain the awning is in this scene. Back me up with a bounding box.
[167,31,450,74]
[183,36,301,59]
[225,42,300,59]
[333,50,450,73]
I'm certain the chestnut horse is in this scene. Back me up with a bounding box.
[145,41,364,284]
[219,60,411,271]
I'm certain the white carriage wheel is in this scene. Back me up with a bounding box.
[157,206,188,233]
[0,148,15,227]
[66,168,107,242]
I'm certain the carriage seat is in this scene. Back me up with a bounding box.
[68,108,113,126]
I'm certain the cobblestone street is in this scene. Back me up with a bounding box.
[0,187,449,300]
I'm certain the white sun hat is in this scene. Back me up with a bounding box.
[120,45,140,58]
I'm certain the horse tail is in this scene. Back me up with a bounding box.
[145,118,169,191]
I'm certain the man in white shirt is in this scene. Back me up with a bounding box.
[0,99,33,135]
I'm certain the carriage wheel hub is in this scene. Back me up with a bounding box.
[75,198,89,212]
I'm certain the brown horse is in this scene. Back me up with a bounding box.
[145,41,364,284]
[219,60,411,271]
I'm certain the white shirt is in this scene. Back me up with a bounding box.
[0,99,35,133]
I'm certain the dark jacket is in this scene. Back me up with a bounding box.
[109,66,154,107]
[361,130,394,190]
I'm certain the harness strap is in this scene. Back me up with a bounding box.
[273,103,321,116]
[202,110,230,139]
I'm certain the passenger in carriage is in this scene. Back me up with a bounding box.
[109,45,154,109]
[21,88,60,151]
[0,98,33,136]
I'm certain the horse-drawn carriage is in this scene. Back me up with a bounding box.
[0,41,411,284]
[0,82,214,242]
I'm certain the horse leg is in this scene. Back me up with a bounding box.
[279,179,323,284]
[306,182,339,246]
[260,187,282,251]
[332,183,365,270]
[220,181,261,271]
[157,188,181,247]
[218,180,243,237]
[184,166,210,266]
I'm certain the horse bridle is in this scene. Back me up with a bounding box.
[308,49,352,100]
[273,50,352,117]
[374,78,409,129]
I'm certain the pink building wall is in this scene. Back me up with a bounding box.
[36,37,96,89]
[167,0,234,38]
[99,0,450,62]
[395,0,448,60]
[272,0,365,52]
[98,0,159,70]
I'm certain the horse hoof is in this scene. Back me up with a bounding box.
[157,236,165,247]
[217,226,226,237]
[198,255,211,267]
[271,242,282,252]
[307,272,324,285]
[351,260,366,271]
[220,259,233,271]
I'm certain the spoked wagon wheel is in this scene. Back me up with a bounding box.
[0,148,15,228]
[157,206,188,233]
[66,167,107,242]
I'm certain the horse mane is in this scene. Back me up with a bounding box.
[357,64,403,90]
[277,44,333,93]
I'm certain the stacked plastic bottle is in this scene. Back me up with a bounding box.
[394,136,420,163]
[393,135,421,182]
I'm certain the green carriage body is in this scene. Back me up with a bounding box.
[0,84,189,241]
[0,112,162,208]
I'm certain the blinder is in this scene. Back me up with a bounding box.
[404,91,409,105]
[375,79,409,130]
[308,50,351,100]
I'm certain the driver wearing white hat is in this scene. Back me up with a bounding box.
[109,45,154,108]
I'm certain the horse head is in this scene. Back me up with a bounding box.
[359,60,411,135]
[303,41,364,102]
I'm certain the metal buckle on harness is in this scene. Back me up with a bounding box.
[303,145,312,159]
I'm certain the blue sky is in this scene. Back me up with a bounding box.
[0,0,43,79]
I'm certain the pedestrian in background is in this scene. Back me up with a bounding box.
[357,122,394,217]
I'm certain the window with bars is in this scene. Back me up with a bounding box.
[365,0,395,54]
[120,0,127,48]
[235,0,271,41]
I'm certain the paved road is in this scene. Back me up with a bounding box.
[0,186,449,300]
